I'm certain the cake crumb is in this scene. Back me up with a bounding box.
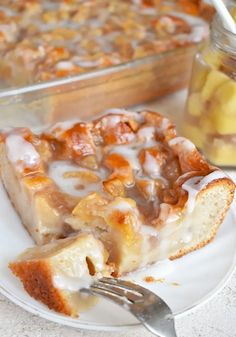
[144,276,155,283]
[143,276,166,283]
[156,278,165,283]
[171,282,180,286]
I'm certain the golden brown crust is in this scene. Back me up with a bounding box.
[170,178,235,260]
[9,260,73,316]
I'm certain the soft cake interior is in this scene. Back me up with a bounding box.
[9,233,112,317]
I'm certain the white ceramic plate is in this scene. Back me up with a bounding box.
[0,182,236,331]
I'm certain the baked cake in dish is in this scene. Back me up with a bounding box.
[0,0,207,86]
[1,109,234,316]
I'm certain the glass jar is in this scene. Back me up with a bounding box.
[183,7,236,167]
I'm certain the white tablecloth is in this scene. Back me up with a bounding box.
[1,90,236,337]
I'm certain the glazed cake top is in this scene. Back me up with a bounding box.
[1,109,227,230]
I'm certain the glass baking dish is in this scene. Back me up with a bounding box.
[0,0,211,88]
[0,0,212,128]
[0,43,200,128]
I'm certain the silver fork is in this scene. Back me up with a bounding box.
[82,277,177,337]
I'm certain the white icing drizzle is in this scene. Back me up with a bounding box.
[158,118,171,132]
[159,16,176,34]
[109,140,165,178]
[145,179,156,201]
[104,109,144,122]
[109,199,134,213]
[168,213,180,223]
[139,7,157,15]
[98,113,136,142]
[38,45,46,58]
[56,61,74,70]
[143,152,161,178]
[168,136,195,152]
[182,170,228,213]
[132,0,141,5]
[106,115,123,128]
[48,161,105,197]
[110,145,141,172]
[175,171,198,185]
[187,25,208,43]
[5,135,40,172]
[136,177,156,201]
[137,126,155,142]
[75,59,103,68]
[182,176,203,213]
[123,132,136,143]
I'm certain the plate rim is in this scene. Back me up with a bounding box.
[1,209,236,331]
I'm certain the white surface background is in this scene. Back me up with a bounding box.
[1,90,236,337]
